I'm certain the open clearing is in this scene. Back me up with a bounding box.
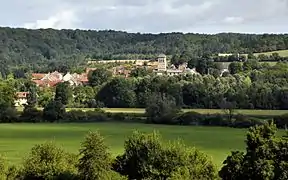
[253,49,288,57]
[0,123,249,167]
[0,123,285,167]
[96,108,287,116]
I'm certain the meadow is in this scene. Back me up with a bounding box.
[0,122,249,167]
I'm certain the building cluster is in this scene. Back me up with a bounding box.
[31,71,89,88]
[155,54,199,76]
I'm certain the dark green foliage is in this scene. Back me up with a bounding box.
[274,113,288,128]
[55,82,72,105]
[20,106,42,123]
[145,93,181,124]
[43,100,66,122]
[113,131,217,180]
[130,67,151,77]
[0,103,18,123]
[22,141,77,180]
[88,68,112,87]
[219,122,288,180]
[78,131,115,180]
[97,77,136,108]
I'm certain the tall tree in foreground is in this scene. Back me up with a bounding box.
[78,131,125,180]
[219,122,288,180]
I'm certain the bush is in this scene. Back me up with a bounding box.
[22,141,77,179]
[20,106,43,123]
[0,104,18,123]
[66,110,88,122]
[274,113,288,128]
[174,111,203,125]
[113,131,217,180]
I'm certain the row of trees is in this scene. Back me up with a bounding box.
[0,123,287,179]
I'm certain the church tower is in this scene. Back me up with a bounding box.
[157,54,167,71]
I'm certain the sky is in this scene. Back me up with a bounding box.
[0,0,287,34]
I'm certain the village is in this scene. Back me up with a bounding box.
[15,54,205,106]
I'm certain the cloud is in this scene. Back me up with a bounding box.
[223,17,244,24]
[23,10,80,29]
[0,0,287,33]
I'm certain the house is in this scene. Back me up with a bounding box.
[31,73,46,80]
[15,92,29,107]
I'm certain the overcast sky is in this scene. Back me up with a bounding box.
[0,0,287,34]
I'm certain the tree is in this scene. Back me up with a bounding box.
[219,98,236,122]
[22,141,77,179]
[228,62,243,74]
[219,122,288,180]
[55,82,72,105]
[78,131,119,180]
[130,67,150,77]
[113,131,217,180]
[88,68,112,87]
[97,77,136,108]
[43,100,66,122]
[145,93,181,124]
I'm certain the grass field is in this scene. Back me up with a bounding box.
[0,123,248,167]
[254,49,288,57]
[102,108,288,116]
[0,123,286,168]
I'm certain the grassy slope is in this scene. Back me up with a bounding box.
[254,49,288,57]
[0,123,249,167]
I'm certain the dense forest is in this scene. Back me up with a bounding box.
[0,27,288,75]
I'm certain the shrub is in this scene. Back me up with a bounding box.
[113,131,217,180]
[174,111,203,125]
[22,141,77,179]
[86,110,108,122]
[274,113,288,129]
[20,106,43,123]
[0,104,18,123]
[78,131,112,180]
[66,110,88,122]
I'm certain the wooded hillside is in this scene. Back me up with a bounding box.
[0,27,288,75]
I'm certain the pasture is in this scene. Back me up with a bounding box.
[0,122,249,167]
[254,49,288,57]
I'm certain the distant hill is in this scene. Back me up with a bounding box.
[0,27,288,74]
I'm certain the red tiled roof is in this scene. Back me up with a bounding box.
[31,73,46,80]
[16,92,29,98]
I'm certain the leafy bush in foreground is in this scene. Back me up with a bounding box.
[113,131,217,180]
[22,141,77,179]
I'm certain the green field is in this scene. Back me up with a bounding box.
[0,123,250,167]
[254,49,288,57]
[102,108,288,116]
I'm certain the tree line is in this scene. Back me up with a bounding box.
[1,27,288,76]
[0,122,287,179]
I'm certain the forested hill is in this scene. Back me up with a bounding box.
[0,27,288,71]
